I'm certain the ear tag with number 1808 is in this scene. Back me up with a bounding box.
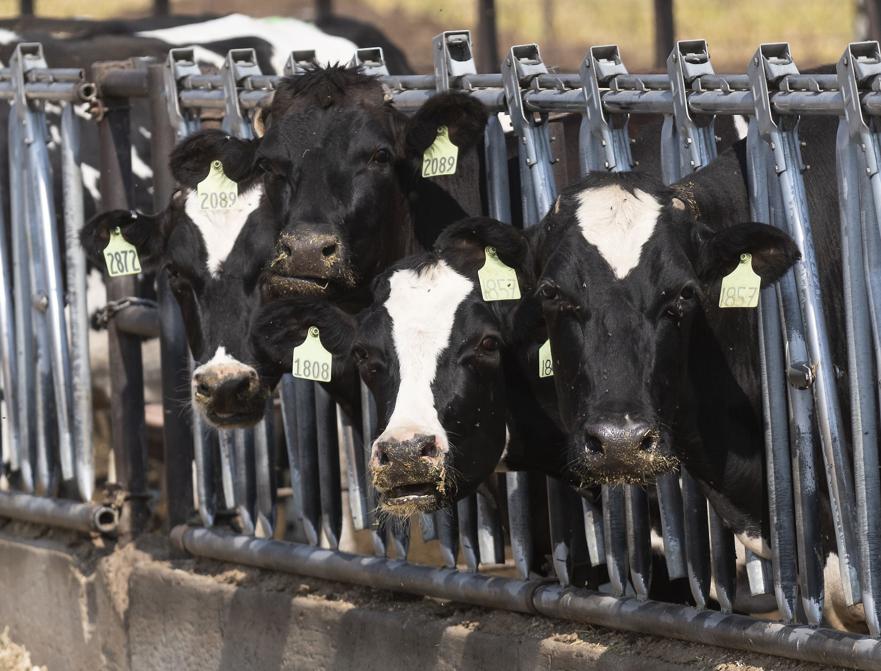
[292,326,332,383]
[197,160,239,210]
[478,246,521,302]
[719,252,761,309]
[421,126,458,178]
[103,227,141,277]
[538,338,554,378]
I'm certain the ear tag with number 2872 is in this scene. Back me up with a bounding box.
[719,252,761,309]
[103,227,141,277]
[538,338,554,378]
[478,246,521,302]
[421,126,458,178]
[197,160,238,211]
[292,326,332,383]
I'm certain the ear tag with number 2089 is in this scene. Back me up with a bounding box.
[478,246,521,302]
[292,326,332,383]
[197,160,239,211]
[421,126,458,178]
[719,252,761,309]
[103,227,141,277]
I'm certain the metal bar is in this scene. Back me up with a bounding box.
[233,429,255,535]
[680,472,710,609]
[0,491,117,535]
[314,384,342,549]
[171,527,881,671]
[476,486,505,565]
[254,413,274,538]
[707,509,736,613]
[436,505,460,568]
[581,496,605,568]
[506,473,533,579]
[279,376,304,536]
[293,377,321,546]
[624,485,652,600]
[602,486,628,596]
[216,429,237,512]
[60,103,93,502]
[338,403,368,531]
[457,495,480,572]
[359,381,387,556]
[654,473,686,580]
[192,411,216,528]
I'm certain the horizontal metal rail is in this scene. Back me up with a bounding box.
[171,526,881,671]
[0,491,118,535]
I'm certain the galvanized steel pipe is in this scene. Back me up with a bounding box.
[0,491,117,535]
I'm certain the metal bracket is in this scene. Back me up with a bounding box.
[283,50,317,76]
[502,44,548,165]
[349,47,388,76]
[838,41,881,176]
[221,49,262,139]
[580,44,631,171]
[668,39,716,172]
[10,43,47,142]
[787,361,816,390]
[433,30,475,92]
[163,48,201,141]
[748,43,801,174]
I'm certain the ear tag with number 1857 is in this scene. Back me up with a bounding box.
[292,326,332,383]
[197,160,239,210]
[478,246,521,302]
[421,126,458,178]
[103,227,141,277]
[538,338,554,378]
[719,252,761,309]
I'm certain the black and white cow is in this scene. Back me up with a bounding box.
[250,217,571,515]
[81,66,488,428]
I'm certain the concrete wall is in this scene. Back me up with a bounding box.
[0,523,841,671]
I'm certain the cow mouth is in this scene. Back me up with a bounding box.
[379,482,440,516]
[568,442,679,487]
[262,272,338,299]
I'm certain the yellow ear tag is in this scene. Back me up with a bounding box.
[478,246,521,302]
[196,160,239,210]
[719,252,761,309]
[103,227,141,277]
[421,125,458,178]
[538,338,554,378]
[292,326,332,383]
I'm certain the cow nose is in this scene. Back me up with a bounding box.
[193,368,258,404]
[274,230,343,273]
[583,418,660,457]
[374,434,439,465]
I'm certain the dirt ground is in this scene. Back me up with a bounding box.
[0,628,46,671]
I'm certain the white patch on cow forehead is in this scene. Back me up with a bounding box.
[576,184,662,280]
[185,183,263,276]
[380,261,474,442]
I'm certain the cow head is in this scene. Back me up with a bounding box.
[530,172,799,486]
[81,129,278,428]
[250,217,535,517]
[254,65,488,305]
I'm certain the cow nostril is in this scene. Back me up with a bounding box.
[377,446,389,465]
[420,441,438,458]
[321,243,337,258]
[196,382,212,398]
[639,432,658,452]
[279,241,293,258]
[584,432,603,455]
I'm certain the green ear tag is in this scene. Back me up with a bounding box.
[478,246,521,302]
[719,252,761,309]
[196,160,239,210]
[538,338,554,378]
[103,227,141,277]
[421,126,458,178]
[292,326,332,383]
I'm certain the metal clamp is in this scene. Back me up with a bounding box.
[163,48,201,141]
[433,30,476,92]
[502,44,548,167]
[668,39,716,172]
[838,41,881,176]
[580,44,632,171]
[221,49,263,139]
[350,47,389,76]
[284,50,318,76]
[748,43,801,174]
[10,43,46,143]
[90,297,158,331]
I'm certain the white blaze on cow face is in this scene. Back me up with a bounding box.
[184,183,263,276]
[576,185,662,280]
[372,261,474,458]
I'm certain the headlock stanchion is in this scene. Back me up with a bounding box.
[5,27,881,669]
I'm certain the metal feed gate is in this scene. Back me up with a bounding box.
[0,30,880,669]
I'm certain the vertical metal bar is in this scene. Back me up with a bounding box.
[654,473,686,580]
[149,64,195,528]
[338,404,368,531]
[624,485,652,600]
[233,429,256,535]
[476,484,505,565]
[254,413,274,537]
[0,132,17,482]
[216,429,237,512]
[419,512,437,542]
[280,375,304,533]
[506,472,533,579]
[192,411,216,528]
[457,495,480,572]
[360,381,387,556]
[745,548,773,597]
[581,496,605,568]
[602,486,628,597]
[60,103,93,502]
[315,384,342,549]
[436,504,460,568]
[96,94,149,536]
[294,377,321,546]
[680,471,710,609]
[708,508,736,613]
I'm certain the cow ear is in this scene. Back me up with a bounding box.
[694,222,800,284]
[169,128,261,187]
[250,297,356,382]
[403,92,488,160]
[434,217,532,284]
[80,210,164,273]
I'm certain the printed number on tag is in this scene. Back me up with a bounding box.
[538,338,554,378]
[197,160,239,210]
[719,252,761,309]
[103,227,141,277]
[478,246,521,302]
[292,326,333,383]
[421,126,458,178]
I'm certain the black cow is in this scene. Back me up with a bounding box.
[80,67,488,428]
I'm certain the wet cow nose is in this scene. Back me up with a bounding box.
[373,434,440,468]
[274,230,343,274]
[193,368,258,404]
[583,419,660,457]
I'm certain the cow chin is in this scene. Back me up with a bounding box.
[261,270,356,301]
[373,465,452,519]
[194,394,269,429]
[567,445,679,487]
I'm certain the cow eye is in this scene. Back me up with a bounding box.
[538,283,559,301]
[479,335,500,353]
[680,285,696,300]
[371,148,392,165]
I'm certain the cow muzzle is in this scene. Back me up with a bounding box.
[192,360,267,428]
[264,228,353,299]
[570,416,678,485]
[370,433,448,517]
